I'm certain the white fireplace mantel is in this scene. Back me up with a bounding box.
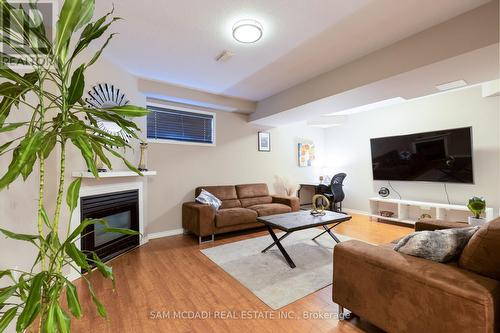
[72,170,157,178]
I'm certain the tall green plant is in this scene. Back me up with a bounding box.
[0,1,148,332]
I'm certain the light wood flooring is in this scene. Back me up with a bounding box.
[72,214,412,333]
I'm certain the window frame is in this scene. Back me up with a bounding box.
[146,102,216,147]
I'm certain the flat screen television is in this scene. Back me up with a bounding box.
[370,127,473,183]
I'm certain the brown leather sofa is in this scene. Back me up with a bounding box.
[333,218,500,333]
[182,183,299,243]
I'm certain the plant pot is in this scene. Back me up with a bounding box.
[468,216,486,226]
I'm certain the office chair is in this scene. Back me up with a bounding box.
[321,173,347,213]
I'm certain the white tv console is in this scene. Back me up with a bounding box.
[369,197,494,226]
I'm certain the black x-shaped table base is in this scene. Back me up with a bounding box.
[262,223,342,269]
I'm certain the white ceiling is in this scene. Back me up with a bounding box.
[96,0,491,101]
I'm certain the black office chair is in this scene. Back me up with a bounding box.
[321,173,347,213]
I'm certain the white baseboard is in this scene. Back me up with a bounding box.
[147,228,184,240]
[343,208,370,216]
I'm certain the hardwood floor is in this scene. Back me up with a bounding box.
[72,214,412,333]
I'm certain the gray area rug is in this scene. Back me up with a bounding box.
[201,229,352,310]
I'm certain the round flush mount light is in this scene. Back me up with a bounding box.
[232,19,263,43]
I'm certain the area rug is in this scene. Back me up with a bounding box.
[201,229,352,310]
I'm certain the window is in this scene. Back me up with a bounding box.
[147,104,215,145]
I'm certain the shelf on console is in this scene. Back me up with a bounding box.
[72,170,157,178]
[369,197,494,226]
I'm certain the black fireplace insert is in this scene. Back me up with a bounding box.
[80,190,140,265]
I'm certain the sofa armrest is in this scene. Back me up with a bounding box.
[272,195,300,211]
[333,240,499,333]
[415,218,469,231]
[182,202,216,237]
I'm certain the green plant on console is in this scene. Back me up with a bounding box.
[467,197,486,219]
[0,1,148,332]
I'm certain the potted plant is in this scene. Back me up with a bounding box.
[0,1,148,332]
[467,197,487,226]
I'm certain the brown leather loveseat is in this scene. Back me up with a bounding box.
[333,218,500,333]
[182,183,299,243]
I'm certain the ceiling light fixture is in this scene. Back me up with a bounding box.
[232,19,263,44]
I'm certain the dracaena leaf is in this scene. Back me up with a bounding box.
[65,243,89,270]
[104,105,149,117]
[71,136,98,177]
[39,132,56,160]
[0,122,25,133]
[0,307,17,332]
[92,253,114,288]
[0,228,39,244]
[86,33,116,67]
[20,152,36,181]
[44,302,57,333]
[55,304,71,333]
[0,286,16,304]
[65,281,82,318]
[75,0,95,30]
[88,286,107,318]
[104,146,143,176]
[16,272,45,332]
[0,132,43,189]
[67,64,85,105]
[55,0,82,59]
[66,178,81,213]
[66,218,107,244]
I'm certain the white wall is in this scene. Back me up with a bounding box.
[325,86,500,213]
[147,106,325,233]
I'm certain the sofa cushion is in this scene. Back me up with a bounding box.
[248,203,291,217]
[219,199,242,209]
[459,217,500,280]
[196,185,238,200]
[240,196,272,208]
[236,183,269,198]
[215,208,258,228]
[195,185,241,209]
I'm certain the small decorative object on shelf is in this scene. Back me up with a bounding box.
[94,155,107,173]
[311,194,330,216]
[138,142,149,171]
[378,187,390,198]
[419,213,432,220]
[467,196,486,226]
[379,210,395,218]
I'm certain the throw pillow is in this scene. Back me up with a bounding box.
[196,189,222,210]
[394,226,480,263]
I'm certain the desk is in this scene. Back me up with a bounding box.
[297,184,320,209]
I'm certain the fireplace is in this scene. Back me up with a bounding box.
[80,189,140,264]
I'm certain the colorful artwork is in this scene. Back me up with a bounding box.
[298,142,315,167]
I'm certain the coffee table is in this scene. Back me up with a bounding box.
[257,210,352,268]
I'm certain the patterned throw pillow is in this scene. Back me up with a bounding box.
[394,226,480,263]
[196,189,222,210]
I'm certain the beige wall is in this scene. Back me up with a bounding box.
[324,86,500,214]
[147,107,325,234]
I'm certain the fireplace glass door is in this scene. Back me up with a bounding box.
[81,190,140,264]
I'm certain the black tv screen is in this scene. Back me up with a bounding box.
[370,127,473,183]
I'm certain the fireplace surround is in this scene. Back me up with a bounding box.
[80,189,140,263]
[69,182,145,275]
